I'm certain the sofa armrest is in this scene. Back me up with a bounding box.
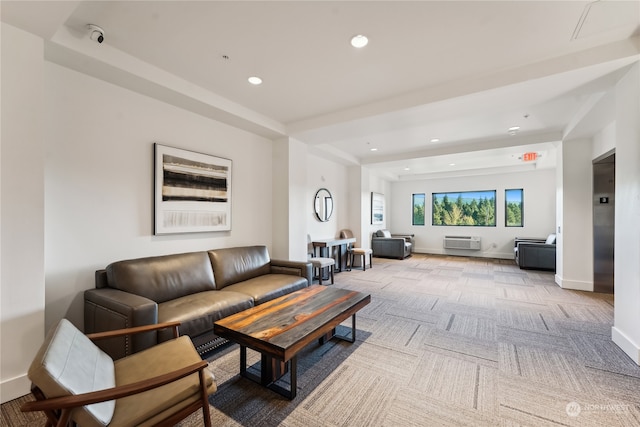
[517,242,556,251]
[391,233,413,240]
[270,259,313,286]
[84,288,158,359]
[86,321,182,341]
[514,237,546,247]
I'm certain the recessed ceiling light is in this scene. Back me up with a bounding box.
[508,126,520,136]
[449,163,456,166]
[248,76,262,85]
[351,34,368,48]
[430,138,440,143]
[404,167,410,171]
[370,148,378,152]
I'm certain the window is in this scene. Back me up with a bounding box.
[505,189,524,227]
[432,190,496,226]
[412,193,425,225]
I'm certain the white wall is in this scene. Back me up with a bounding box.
[366,173,391,245]
[612,62,640,364]
[592,121,616,159]
[272,138,291,259]
[1,23,46,403]
[43,62,275,331]
[272,137,308,261]
[389,169,556,259]
[555,138,594,291]
[346,165,365,246]
[306,153,349,241]
[555,145,564,278]
[338,165,391,253]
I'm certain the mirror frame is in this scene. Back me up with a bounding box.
[314,188,333,222]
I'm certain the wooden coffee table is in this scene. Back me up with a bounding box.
[213,285,371,399]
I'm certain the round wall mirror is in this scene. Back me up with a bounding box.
[314,188,333,222]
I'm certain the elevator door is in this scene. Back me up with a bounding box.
[593,155,615,293]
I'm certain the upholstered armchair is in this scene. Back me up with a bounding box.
[514,234,556,271]
[371,230,413,259]
[22,319,216,427]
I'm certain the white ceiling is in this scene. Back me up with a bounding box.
[2,1,639,180]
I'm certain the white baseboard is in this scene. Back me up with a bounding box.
[554,274,593,291]
[612,327,640,365]
[413,248,513,260]
[1,373,31,404]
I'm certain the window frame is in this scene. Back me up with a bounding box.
[431,190,497,227]
[412,193,425,226]
[505,188,524,227]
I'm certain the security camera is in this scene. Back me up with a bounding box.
[87,24,104,44]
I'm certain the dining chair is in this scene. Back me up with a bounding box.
[339,229,373,271]
[307,234,336,285]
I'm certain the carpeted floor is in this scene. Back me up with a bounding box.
[4,254,640,426]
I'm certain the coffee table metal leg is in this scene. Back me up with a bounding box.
[262,355,296,399]
[319,314,357,344]
[240,345,247,376]
[262,354,289,385]
[289,356,297,399]
[333,313,357,343]
[238,346,297,400]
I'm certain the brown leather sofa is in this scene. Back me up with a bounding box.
[85,245,312,359]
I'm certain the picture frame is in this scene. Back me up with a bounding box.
[371,192,385,225]
[154,143,232,234]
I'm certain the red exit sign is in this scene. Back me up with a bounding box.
[523,152,537,162]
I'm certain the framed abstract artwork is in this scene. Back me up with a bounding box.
[154,143,232,234]
[371,192,385,225]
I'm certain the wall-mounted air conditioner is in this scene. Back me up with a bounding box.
[443,236,481,250]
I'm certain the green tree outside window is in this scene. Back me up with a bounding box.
[412,193,425,225]
[432,191,496,226]
[505,189,523,227]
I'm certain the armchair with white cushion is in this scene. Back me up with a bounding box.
[514,234,556,271]
[21,319,215,427]
[371,229,413,259]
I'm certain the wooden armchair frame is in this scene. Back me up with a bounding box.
[21,321,212,427]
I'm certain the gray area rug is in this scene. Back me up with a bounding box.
[185,254,640,426]
[4,254,639,426]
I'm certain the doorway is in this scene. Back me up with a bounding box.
[593,152,615,293]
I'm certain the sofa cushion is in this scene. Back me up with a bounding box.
[545,234,557,245]
[222,274,309,305]
[157,290,253,341]
[28,319,115,426]
[208,246,271,290]
[106,252,215,303]
[378,229,392,238]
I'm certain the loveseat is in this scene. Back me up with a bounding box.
[371,229,413,259]
[85,245,312,359]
